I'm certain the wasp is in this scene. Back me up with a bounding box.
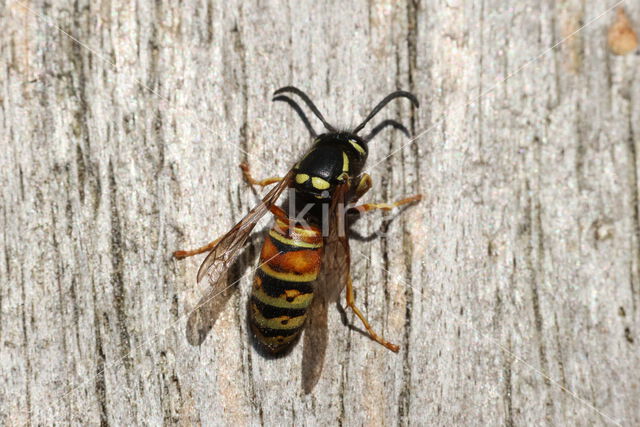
[174,86,421,391]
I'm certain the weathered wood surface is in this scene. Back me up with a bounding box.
[1,0,638,425]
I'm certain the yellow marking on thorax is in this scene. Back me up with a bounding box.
[296,173,310,184]
[342,152,349,172]
[260,264,319,282]
[349,139,365,154]
[311,177,330,190]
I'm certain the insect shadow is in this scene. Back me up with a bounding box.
[185,233,262,347]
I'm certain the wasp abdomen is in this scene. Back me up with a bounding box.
[250,218,323,353]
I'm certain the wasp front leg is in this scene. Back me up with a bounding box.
[351,173,422,213]
[239,162,284,187]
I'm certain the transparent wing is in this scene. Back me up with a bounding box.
[186,169,294,346]
[302,182,351,393]
[196,169,295,285]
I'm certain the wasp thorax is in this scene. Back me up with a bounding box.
[294,133,367,199]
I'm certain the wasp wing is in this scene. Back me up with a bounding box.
[186,169,294,346]
[196,168,294,284]
[302,182,352,393]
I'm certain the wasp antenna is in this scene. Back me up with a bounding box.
[352,91,419,135]
[272,95,318,138]
[364,119,411,142]
[274,86,337,133]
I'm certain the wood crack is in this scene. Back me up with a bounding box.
[503,338,514,427]
[108,162,133,379]
[92,276,109,426]
[20,269,33,426]
[627,106,640,315]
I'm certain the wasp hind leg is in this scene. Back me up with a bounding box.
[173,235,223,259]
[240,162,284,187]
[346,276,400,352]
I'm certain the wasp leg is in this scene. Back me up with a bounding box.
[240,162,283,187]
[268,205,289,221]
[346,276,399,352]
[173,235,223,259]
[353,173,373,202]
[352,174,422,211]
[350,174,421,213]
[353,194,422,213]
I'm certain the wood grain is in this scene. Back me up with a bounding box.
[1,0,638,425]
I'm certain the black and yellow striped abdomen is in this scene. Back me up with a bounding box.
[250,218,323,353]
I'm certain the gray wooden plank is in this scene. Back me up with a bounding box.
[0,0,638,425]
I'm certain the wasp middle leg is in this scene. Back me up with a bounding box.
[353,195,422,213]
[351,173,422,213]
[239,162,283,187]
